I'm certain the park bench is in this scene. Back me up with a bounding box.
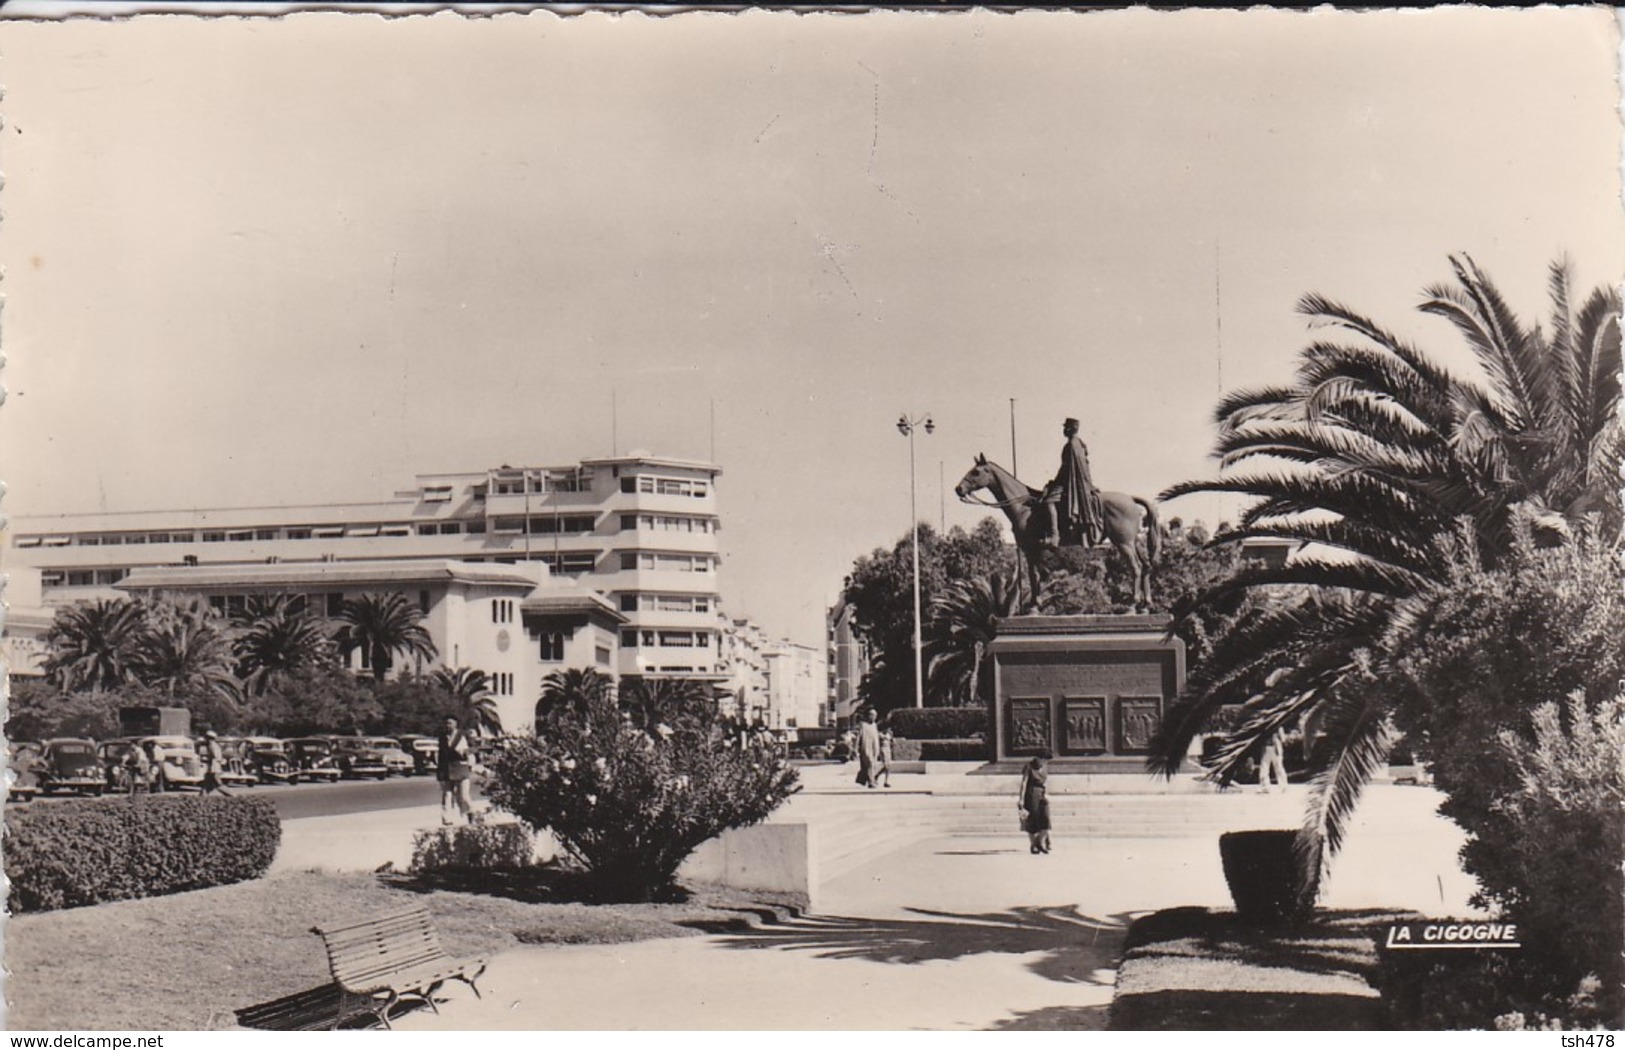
[311,905,487,1029]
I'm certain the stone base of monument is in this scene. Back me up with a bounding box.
[986,614,1186,768]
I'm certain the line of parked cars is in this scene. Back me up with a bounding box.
[7,734,442,801]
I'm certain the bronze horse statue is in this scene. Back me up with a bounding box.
[954,454,1161,610]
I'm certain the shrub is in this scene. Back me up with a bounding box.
[890,738,922,762]
[486,683,799,902]
[409,822,535,874]
[918,738,990,762]
[5,794,280,912]
[1217,830,1315,926]
[888,707,988,740]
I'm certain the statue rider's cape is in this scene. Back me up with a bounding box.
[1054,435,1106,547]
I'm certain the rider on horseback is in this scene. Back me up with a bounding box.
[1040,417,1105,548]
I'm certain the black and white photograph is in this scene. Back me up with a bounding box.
[1,4,1621,1034]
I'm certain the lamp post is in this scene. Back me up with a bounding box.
[897,413,934,709]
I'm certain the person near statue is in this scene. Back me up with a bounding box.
[1018,749,1053,854]
[855,707,883,789]
[1040,417,1105,548]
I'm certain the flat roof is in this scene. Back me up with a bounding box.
[117,559,544,592]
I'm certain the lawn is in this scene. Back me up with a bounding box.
[5,870,805,1031]
[1108,907,1420,1031]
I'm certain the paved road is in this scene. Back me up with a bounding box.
[11,775,441,822]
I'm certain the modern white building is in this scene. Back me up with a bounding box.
[7,455,726,685]
[761,640,826,734]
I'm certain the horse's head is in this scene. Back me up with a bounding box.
[955,454,999,500]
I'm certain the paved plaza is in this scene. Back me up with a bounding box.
[275,763,1478,1030]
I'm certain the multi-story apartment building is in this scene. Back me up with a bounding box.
[761,640,825,734]
[6,456,728,712]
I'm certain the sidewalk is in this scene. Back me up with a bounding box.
[335,768,1477,1031]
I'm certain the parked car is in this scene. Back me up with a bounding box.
[240,737,299,784]
[209,738,261,788]
[397,735,438,776]
[364,737,414,777]
[329,736,390,780]
[38,738,109,796]
[285,738,343,782]
[8,742,43,802]
[139,735,205,791]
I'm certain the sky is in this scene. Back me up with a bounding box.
[0,7,1621,647]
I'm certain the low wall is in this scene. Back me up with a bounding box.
[679,822,818,910]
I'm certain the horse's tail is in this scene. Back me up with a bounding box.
[1135,496,1161,564]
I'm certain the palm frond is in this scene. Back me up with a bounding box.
[1296,690,1398,901]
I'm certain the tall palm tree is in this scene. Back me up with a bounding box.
[232,594,337,695]
[923,568,1027,706]
[430,666,502,737]
[133,595,241,704]
[619,676,712,732]
[42,598,146,691]
[1153,255,1622,889]
[334,593,437,683]
[536,666,616,723]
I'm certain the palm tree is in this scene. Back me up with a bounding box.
[334,593,437,683]
[133,595,241,704]
[430,666,502,737]
[619,676,712,732]
[536,666,616,722]
[42,598,146,691]
[923,568,1027,706]
[1153,255,1622,888]
[232,594,337,695]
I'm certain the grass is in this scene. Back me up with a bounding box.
[5,869,805,1031]
[1108,906,1420,1031]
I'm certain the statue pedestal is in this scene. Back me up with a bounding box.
[988,614,1185,770]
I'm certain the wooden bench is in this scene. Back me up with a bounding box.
[311,905,487,1030]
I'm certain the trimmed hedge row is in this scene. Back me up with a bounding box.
[918,738,991,762]
[888,707,988,740]
[5,794,281,913]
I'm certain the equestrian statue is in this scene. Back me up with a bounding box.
[955,417,1160,610]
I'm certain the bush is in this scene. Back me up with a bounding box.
[409,822,535,874]
[888,707,988,740]
[486,685,799,902]
[1217,830,1315,926]
[890,738,922,762]
[5,794,280,912]
[919,738,990,762]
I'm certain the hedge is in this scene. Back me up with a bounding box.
[5,794,281,913]
[888,707,989,740]
[918,738,991,762]
[410,822,535,874]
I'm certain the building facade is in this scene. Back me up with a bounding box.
[825,596,869,728]
[761,640,825,734]
[7,455,725,684]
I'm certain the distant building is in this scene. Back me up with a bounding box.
[761,640,825,734]
[7,456,726,686]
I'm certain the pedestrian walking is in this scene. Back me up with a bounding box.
[1018,749,1052,854]
[878,726,894,788]
[145,740,166,792]
[200,730,232,796]
[1257,727,1288,793]
[855,707,882,788]
[437,716,475,825]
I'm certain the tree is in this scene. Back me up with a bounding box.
[244,665,383,737]
[1151,256,1623,889]
[132,594,242,708]
[618,676,714,733]
[842,518,1015,712]
[335,593,437,683]
[923,568,1026,706]
[232,595,337,695]
[429,666,502,736]
[4,680,120,742]
[536,667,616,725]
[42,599,146,692]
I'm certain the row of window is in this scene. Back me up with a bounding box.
[16,523,491,547]
[491,672,515,696]
[620,630,713,649]
[491,515,597,535]
[492,599,516,624]
[618,593,712,614]
[620,476,709,498]
[619,552,715,573]
[618,514,714,534]
[489,468,594,496]
[43,568,128,587]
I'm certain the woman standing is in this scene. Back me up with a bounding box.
[855,707,882,788]
[1018,749,1053,854]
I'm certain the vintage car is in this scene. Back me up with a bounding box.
[139,735,205,791]
[397,735,438,776]
[364,737,415,777]
[38,738,109,795]
[8,742,43,802]
[240,737,299,784]
[285,738,343,782]
[329,736,391,780]
[208,738,261,788]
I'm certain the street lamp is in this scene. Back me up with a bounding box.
[897,413,934,708]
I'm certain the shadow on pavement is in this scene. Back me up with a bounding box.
[989,1004,1111,1030]
[697,904,1134,987]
